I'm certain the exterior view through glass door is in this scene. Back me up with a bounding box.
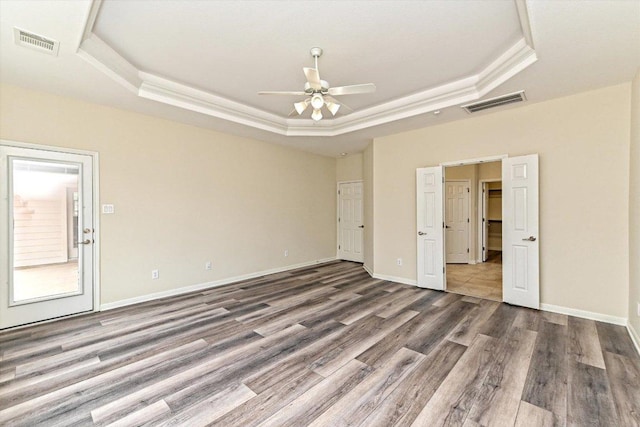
[0,144,94,329]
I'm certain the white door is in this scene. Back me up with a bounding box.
[502,154,539,309]
[338,181,364,262]
[445,181,469,264]
[416,166,444,290]
[482,182,489,262]
[0,145,95,329]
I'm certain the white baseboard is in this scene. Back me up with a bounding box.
[540,303,627,326]
[100,257,336,311]
[371,273,417,287]
[362,263,373,277]
[361,271,630,329]
[628,322,640,356]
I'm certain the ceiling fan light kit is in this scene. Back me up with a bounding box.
[311,93,324,110]
[259,47,376,121]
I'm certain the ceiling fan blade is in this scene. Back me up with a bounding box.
[328,83,376,96]
[325,96,353,113]
[258,91,307,96]
[303,67,322,90]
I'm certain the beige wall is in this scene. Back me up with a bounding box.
[336,153,363,182]
[630,69,640,336]
[373,83,631,318]
[363,143,374,271]
[479,161,501,180]
[0,84,337,305]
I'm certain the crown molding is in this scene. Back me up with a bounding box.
[77,0,537,137]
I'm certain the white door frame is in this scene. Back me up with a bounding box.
[336,180,364,262]
[477,178,501,263]
[416,166,445,290]
[502,154,540,309]
[437,154,539,308]
[1,139,101,322]
[417,155,508,294]
[444,179,471,264]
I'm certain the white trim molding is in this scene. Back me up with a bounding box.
[362,263,374,277]
[371,273,417,287]
[628,323,640,356]
[362,267,631,329]
[77,1,537,137]
[100,257,336,311]
[540,303,627,326]
[0,139,101,315]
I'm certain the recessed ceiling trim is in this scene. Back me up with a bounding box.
[476,39,536,94]
[138,74,289,135]
[77,34,141,93]
[76,0,537,137]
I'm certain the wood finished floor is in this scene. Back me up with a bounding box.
[1,261,639,426]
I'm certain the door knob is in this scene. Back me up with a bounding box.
[522,236,537,241]
[77,239,92,245]
[418,231,426,236]
[445,225,451,228]
[358,225,365,228]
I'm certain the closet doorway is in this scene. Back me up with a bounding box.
[444,162,503,301]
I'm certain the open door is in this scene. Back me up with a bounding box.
[416,166,444,290]
[502,154,539,309]
[482,182,489,262]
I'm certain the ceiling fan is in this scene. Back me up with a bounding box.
[258,47,376,121]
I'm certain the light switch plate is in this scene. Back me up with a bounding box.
[102,204,114,214]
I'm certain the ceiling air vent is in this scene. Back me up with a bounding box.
[13,28,59,56]
[461,91,526,114]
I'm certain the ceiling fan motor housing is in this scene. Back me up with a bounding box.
[304,81,330,94]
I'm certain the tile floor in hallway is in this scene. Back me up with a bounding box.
[446,251,502,301]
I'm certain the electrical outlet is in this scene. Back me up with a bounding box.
[151,269,159,280]
[205,261,212,270]
[397,258,402,266]
[284,250,289,257]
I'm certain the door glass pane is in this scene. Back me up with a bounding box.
[11,158,81,303]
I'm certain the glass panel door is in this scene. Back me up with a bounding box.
[1,145,94,329]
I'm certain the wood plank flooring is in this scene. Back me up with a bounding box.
[1,260,639,426]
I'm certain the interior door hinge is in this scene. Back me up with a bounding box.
[467,248,470,253]
[338,217,340,222]
[339,245,341,249]
[442,177,445,183]
[338,190,340,195]
[467,187,470,193]
[467,218,470,223]
[443,266,445,273]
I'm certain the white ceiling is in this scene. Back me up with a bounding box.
[1,0,639,157]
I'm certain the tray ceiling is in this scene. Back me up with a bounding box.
[0,0,638,156]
